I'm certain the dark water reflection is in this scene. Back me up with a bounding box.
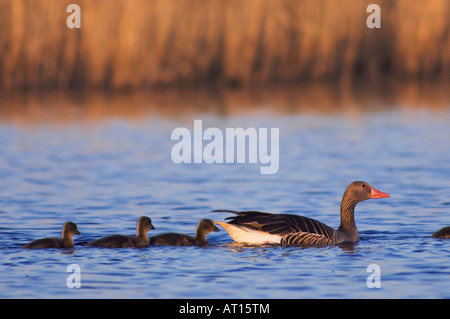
[1,81,449,124]
[0,83,449,298]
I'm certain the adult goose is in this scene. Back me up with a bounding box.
[431,226,450,239]
[150,219,219,246]
[23,222,80,249]
[213,181,389,246]
[88,216,155,248]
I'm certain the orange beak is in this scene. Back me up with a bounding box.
[369,187,390,199]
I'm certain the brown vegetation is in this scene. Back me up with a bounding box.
[0,0,449,90]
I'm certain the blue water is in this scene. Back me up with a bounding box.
[0,91,449,299]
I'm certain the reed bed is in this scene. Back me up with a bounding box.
[0,0,449,90]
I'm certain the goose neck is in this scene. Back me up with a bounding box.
[339,197,357,232]
[195,229,207,245]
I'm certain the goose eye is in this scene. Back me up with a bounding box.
[362,184,366,188]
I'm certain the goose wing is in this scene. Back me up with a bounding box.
[214,210,336,245]
[88,235,135,248]
[22,238,66,249]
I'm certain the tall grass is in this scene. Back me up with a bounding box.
[0,0,449,90]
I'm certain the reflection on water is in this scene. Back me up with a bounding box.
[0,83,449,299]
[1,82,449,124]
[224,241,358,254]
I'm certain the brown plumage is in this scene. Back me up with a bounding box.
[431,226,450,239]
[22,222,80,249]
[214,181,389,246]
[88,216,155,248]
[150,219,219,246]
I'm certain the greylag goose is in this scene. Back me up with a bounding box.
[87,216,155,248]
[213,181,389,246]
[23,222,80,249]
[431,226,450,239]
[150,219,219,246]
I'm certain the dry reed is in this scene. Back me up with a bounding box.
[0,0,449,91]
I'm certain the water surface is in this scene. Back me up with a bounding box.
[0,87,449,299]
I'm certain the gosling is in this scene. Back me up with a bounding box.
[431,226,450,239]
[88,216,155,248]
[150,219,219,246]
[23,222,80,249]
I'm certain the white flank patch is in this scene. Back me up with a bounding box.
[214,221,282,244]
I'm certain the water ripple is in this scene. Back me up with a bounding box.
[1,108,450,298]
